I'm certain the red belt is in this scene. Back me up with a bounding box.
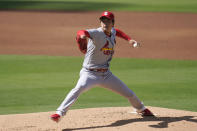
[89,68,108,73]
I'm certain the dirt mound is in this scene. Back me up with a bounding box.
[0,107,197,131]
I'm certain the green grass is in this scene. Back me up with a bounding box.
[0,55,197,115]
[0,0,197,13]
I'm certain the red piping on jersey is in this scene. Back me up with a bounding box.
[115,29,131,41]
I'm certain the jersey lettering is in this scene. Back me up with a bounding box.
[100,41,114,55]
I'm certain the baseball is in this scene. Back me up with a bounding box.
[133,42,138,48]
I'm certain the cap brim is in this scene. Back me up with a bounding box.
[99,16,112,20]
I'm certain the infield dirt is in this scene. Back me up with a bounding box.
[0,11,197,131]
[0,11,197,60]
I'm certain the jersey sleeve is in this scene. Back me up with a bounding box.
[115,28,131,41]
[86,29,99,40]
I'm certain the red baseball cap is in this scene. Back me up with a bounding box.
[99,11,114,20]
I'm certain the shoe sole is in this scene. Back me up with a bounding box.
[129,111,157,116]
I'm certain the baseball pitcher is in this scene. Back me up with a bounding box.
[51,11,154,122]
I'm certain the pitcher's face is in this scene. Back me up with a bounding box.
[100,18,113,32]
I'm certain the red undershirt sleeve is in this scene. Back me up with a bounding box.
[115,28,131,41]
[77,30,90,38]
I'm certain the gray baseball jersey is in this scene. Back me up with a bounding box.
[83,27,116,69]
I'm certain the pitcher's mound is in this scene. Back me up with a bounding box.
[0,107,197,131]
